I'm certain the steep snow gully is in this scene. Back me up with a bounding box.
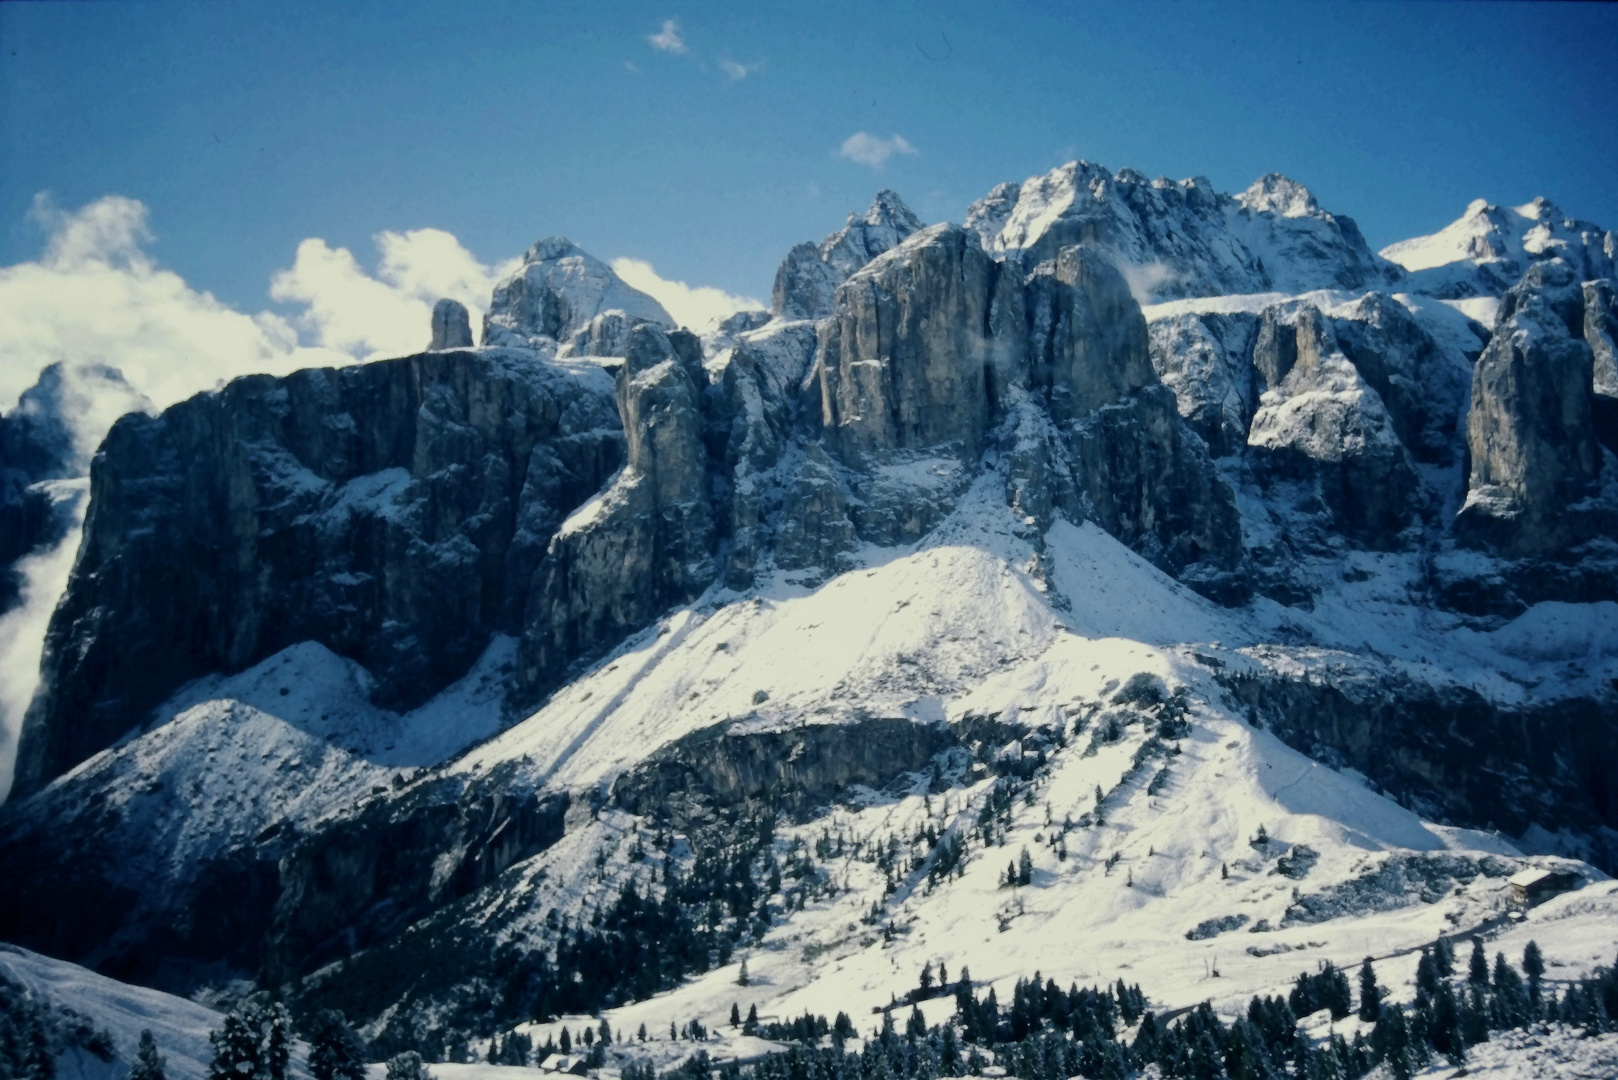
[2,161,1617,1080]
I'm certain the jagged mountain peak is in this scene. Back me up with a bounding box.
[1380,194,1614,296]
[854,188,923,233]
[965,158,1391,303]
[521,234,587,264]
[483,235,671,350]
[1235,172,1322,219]
[770,190,926,320]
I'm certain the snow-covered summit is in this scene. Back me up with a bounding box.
[963,160,1396,304]
[482,235,672,350]
[1381,196,1616,297]
[1236,173,1322,219]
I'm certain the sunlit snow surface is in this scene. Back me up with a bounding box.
[13,456,1618,1074]
[407,493,1615,1054]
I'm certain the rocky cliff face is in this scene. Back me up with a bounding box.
[12,349,625,797]
[519,326,716,698]
[1458,259,1608,555]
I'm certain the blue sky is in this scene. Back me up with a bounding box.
[3,0,1616,313]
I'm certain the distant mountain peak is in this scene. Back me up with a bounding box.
[1237,173,1321,219]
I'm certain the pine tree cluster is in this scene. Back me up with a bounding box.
[613,944,1618,1080]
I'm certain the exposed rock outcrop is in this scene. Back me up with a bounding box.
[771,190,923,321]
[1586,279,1618,454]
[1458,259,1605,554]
[518,326,716,698]
[613,715,955,827]
[1019,245,1156,419]
[1246,302,1421,549]
[429,299,473,350]
[1146,312,1257,457]
[483,237,671,350]
[13,350,625,797]
[815,224,1001,460]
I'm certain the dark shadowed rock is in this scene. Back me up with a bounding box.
[429,299,473,350]
[1329,291,1466,464]
[1020,245,1156,420]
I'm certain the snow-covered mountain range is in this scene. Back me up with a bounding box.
[2,161,1616,1080]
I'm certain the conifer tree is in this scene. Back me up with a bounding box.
[1415,948,1440,997]
[208,1002,291,1080]
[1461,983,1490,1046]
[730,1004,741,1028]
[306,1011,366,1080]
[744,1006,759,1037]
[384,1052,431,1080]
[130,1031,166,1080]
[1434,936,1455,975]
[1017,847,1033,887]
[1522,940,1545,1010]
[559,1028,571,1055]
[1357,959,1382,1023]
[1468,937,1489,985]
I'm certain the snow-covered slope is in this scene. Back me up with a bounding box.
[253,493,1614,1071]
[4,162,1617,1080]
[0,944,228,1080]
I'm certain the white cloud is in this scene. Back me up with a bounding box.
[269,229,515,360]
[720,58,758,80]
[610,256,764,333]
[648,18,686,54]
[0,196,346,421]
[837,132,919,169]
